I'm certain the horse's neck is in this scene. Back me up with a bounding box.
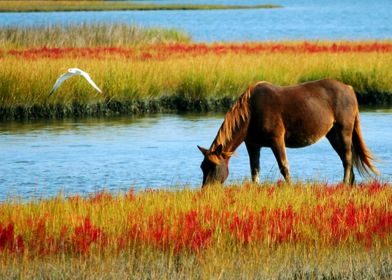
[210,85,252,153]
[210,118,249,152]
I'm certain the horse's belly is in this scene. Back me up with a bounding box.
[250,104,335,148]
[285,134,323,148]
[284,121,333,148]
[279,103,335,147]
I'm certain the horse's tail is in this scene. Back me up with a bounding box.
[352,113,379,176]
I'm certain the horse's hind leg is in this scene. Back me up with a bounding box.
[245,141,261,183]
[270,136,291,183]
[326,125,355,184]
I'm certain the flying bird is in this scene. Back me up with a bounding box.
[49,68,103,96]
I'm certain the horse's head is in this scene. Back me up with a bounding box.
[197,144,233,188]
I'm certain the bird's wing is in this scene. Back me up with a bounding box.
[76,69,103,93]
[48,72,78,96]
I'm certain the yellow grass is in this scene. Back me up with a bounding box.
[1,51,392,107]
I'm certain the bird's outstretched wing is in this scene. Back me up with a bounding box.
[48,68,103,96]
[70,68,103,94]
[48,72,76,96]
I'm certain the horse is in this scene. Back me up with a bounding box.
[198,79,378,187]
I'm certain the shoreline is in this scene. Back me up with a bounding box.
[0,2,282,13]
[1,92,391,121]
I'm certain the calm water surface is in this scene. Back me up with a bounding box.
[1,0,391,41]
[0,110,391,200]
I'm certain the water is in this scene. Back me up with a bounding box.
[1,0,391,199]
[0,0,391,41]
[0,110,391,200]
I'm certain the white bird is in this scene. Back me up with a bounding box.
[49,68,103,96]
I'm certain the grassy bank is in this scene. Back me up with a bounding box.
[0,1,282,12]
[1,25,391,120]
[0,181,391,279]
[1,44,392,120]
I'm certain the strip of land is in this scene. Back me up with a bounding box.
[0,1,282,12]
[1,25,392,120]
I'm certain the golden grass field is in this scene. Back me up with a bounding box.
[1,25,392,120]
[1,181,391,279]
[1,46,392,107]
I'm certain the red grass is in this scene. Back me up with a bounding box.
[0,182,391,257]
[0,223,24,253]
[3,42,392,60]
[72,217,106,254]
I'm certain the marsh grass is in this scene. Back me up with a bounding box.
[0,182,391,279]
[0,24,191,48]
[1,30,392,119]
[0,1,282,12]
[1,248,391,279]
[1,51,392,119]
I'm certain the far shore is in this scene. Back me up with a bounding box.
[0,1,282,13]
[1,24,391,121]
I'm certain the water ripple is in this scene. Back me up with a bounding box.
[0,112,391,200]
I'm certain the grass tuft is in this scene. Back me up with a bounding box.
[0,23,191,48]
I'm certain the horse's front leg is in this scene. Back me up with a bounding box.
[245,141,261,183]
[270,136,291,183]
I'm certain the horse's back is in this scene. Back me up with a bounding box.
[253,78,355,103]
[248,79,358,147]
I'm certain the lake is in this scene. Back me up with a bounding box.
[0,0,391,41]
[1,0,391,199]
[0,110,391,200]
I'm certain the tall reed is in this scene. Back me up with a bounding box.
[1,40,392,119]
[1,52,392,104]
[0,24,191,49]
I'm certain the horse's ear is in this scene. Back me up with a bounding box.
[197,145,208,156]
[215,144,223,156]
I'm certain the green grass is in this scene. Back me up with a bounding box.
[0,1,282,12]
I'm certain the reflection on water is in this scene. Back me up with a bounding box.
[0,111,391,200]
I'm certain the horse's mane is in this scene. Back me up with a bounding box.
[211,84,255,150]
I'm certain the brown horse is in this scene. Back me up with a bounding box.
[198,79,378,187]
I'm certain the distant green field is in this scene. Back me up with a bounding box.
[0,1,282,12]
